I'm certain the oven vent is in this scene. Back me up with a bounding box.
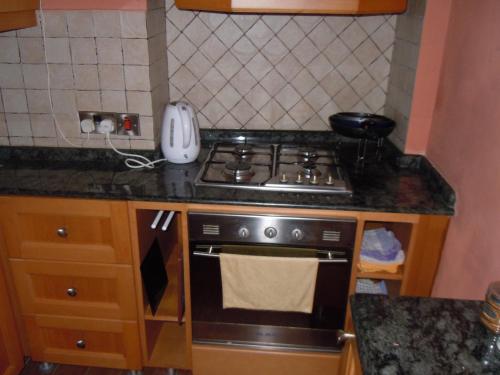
[202,224,220,236]
[322,230,341,242]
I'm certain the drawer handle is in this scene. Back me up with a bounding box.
[56,227,68,238]
[66,288,78,297]
[76,339,86,349]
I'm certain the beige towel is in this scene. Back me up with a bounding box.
[219,253,319,314]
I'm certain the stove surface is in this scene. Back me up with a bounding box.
[195,143,351,194]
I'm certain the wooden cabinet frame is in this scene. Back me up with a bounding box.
[0,0,38,32]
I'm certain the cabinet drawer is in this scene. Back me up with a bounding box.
[1,197,132,264]
[10,260,137,320]
[24,315,141,370]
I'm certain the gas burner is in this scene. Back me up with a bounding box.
[234,143,254,155]
[299,147,319,162]
[224,161,255,182]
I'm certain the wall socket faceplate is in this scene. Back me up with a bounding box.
[78,111,141,136]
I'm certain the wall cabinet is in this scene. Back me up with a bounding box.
[0,0,38,33]
[175,0,407,15]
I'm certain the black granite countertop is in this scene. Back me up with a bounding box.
[351,294,500,374]
[0,130,454,214]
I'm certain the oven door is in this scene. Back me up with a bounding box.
[189,244,352,352]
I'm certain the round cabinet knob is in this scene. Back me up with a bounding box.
[76,339,86,349]
[238,226,250,239]
[56,227,68,238]
[291,228,304,241]
[66,288,78,297]
[264,227,278,239]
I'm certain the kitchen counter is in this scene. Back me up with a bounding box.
[351,294,500,374]
[0,130,454,214]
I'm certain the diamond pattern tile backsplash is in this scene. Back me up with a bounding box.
[166,1,396,130]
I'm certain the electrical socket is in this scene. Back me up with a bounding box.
[78,111,141,136]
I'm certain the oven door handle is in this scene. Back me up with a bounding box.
[192,247,349,263]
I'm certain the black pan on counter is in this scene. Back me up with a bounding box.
[329,112,396,140]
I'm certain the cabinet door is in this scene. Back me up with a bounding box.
[0,269,24,375]
[0,0,38,32]
[2,197,132,264]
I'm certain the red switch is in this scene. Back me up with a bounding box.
[123,117,133,131]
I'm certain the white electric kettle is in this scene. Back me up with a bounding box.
[161,102,200,164]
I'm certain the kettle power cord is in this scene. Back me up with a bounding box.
[105,132,167,169]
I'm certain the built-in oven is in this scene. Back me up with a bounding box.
[188,212,356,352]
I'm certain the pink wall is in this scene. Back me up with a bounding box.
[428,0,500,299]
[41,0,147,10]
[404,0,451,154]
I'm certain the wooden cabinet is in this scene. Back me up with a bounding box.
[0,196,142,371]
[175,0,407,15]
[338,339,362,375]
[0,0,38,32]
[0,260,24,375]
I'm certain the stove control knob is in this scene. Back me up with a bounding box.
[296,172,304,184]
[280,172,288,183]
[238,226,250,239]
[310,174,319,185]
[291,228,304,241]
[326,173,335,185]
[264,227,278,239]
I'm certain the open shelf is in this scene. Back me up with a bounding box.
[144,262,182,322]
[357,270,404,281]
[146,321,189,369]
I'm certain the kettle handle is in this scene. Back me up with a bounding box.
[177,103,192,149]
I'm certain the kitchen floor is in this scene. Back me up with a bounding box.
[20,362,192,375]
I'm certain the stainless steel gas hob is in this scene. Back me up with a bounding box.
[195,143,352,194]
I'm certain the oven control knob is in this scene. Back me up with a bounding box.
[310,174,319,185]
[326,173,335,185]
[291,228,304,241]
[264,227,278,239]
[296,172,304,184]
[238,226,250,239]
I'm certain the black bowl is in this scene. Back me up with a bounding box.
[329,112,396,140]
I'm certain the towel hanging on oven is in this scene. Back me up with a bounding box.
[219,253,319,314]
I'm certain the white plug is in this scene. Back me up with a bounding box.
[96,118,116,134]
[80,118,95,133]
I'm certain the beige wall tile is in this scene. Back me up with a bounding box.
[6,114,32,136]
[43,11,68,37]
[93,11,121,37]
[138,116,154,139]
[96,38,123,64]
[0,114,7,136]
[30,114,56,137]
[130,139,156,149]
[76,91,101,111]
[34,137,59,147]
[0,38,20,63]
[22,64,48,90]
[120,11,148,38]
[48,64,74,89]
[70,38,97,64]
[9,137,34,146]
[124,65,151,91]
[101,91,127,113]
[51,90,77,114]
[126,91,152,115]
[45,38,71,64]
[0,137,9,145]
[67,11,95,37]
[18,38,45,63]
[26,90,51,113]
[0,64,24,88]
[74,65,100,90]
[98,64,125,90]
[122,38,149,65]
[54,113,80,137]
[2,89,28,113]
